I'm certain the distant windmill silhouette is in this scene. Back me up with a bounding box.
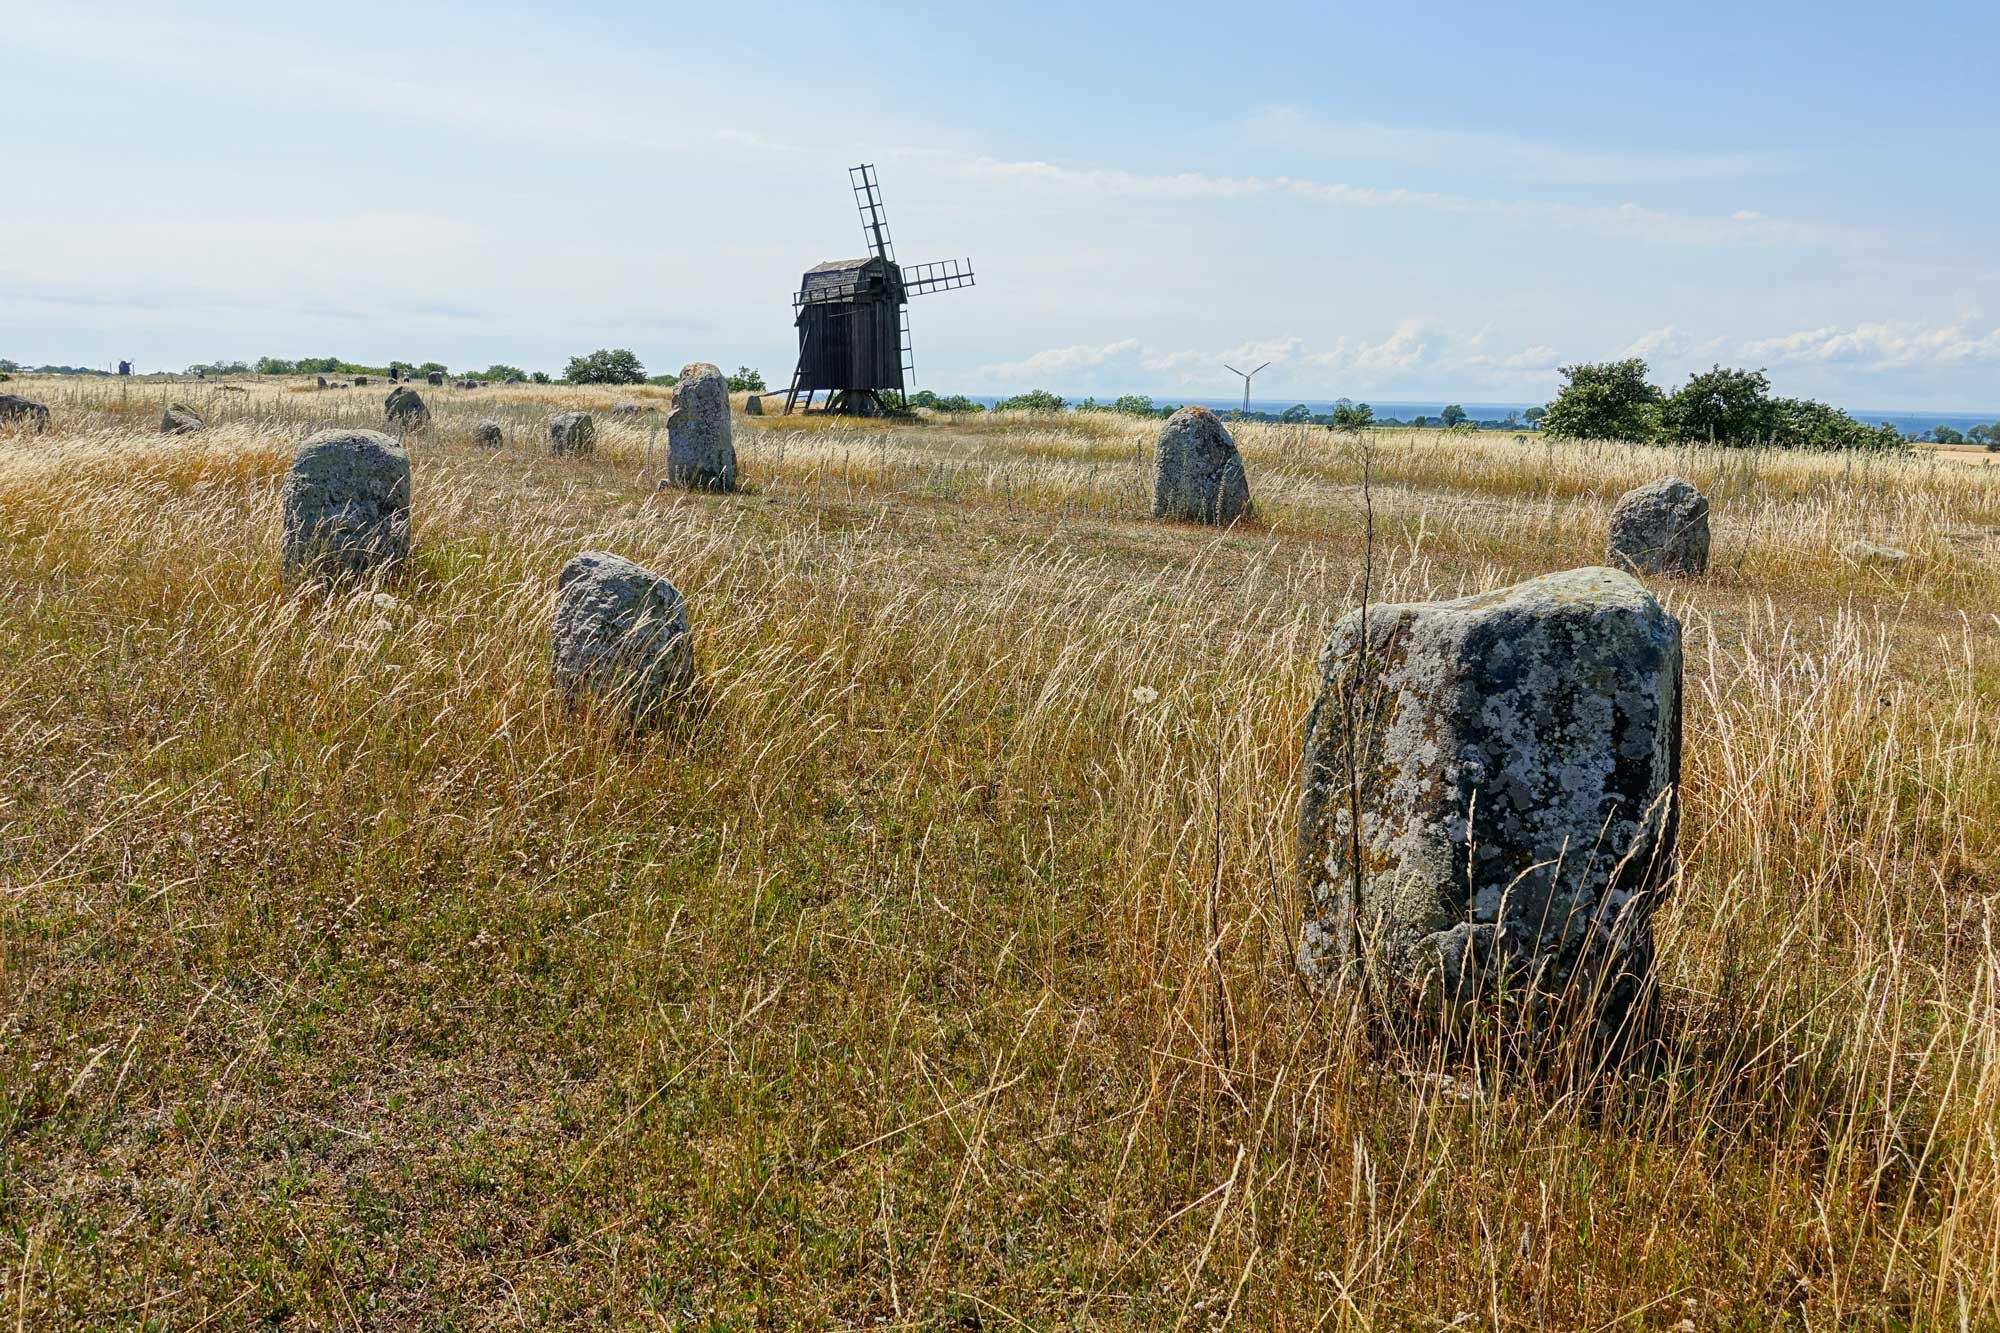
[1223,361,1271,420]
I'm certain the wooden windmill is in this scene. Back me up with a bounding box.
[782,164,975,415]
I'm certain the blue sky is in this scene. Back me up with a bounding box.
[4,0,1998,409]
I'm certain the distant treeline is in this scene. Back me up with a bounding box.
[953,365,1990,452]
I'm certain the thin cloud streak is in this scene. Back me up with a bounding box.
[1243,103,1798,185]
[933,153,1867,250]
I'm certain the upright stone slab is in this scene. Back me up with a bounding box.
[551,550,694,725]
[473,419,504,449]
[426,371,444,386]
[281,428,412,584]
[385,386,429,428]
[0,394,50,432]
[160,403,205,435]
[665,362,737,491]
[1152,406,1249,524]
[744,394,763,417]
[1297,566,1681,1040]
[1607,477,1709,576]
[550,411,596,457]
[316,376,328,389]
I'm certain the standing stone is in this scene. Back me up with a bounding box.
[1606,477,1709,576]
[426,371,444,386]
[744,393,763,416]
[1152,406,1250,524]
[1297,566,1681,1041]
[610,401,649,416]
[665,362,737,491]
[353,376,369,386]
[550,411,596,457]
[551,550,694,725]
[0,395,49,432]
[473,420,504,449]
[280,429,412,584]
[316,376,328,389]
[385,386,429,427]
[160,403,205,435]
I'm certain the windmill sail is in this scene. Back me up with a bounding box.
[851,164,895,264]
[901,259,975,298]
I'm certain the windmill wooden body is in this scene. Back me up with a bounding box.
[783,164,975,415]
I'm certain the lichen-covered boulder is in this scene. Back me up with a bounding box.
[384,386,429,427]
[1152,406,1249,524]
[473,420,503,449]
[550,411,596,457]
[665,363,737,491]
[1297,566,1681,1041]
[426,371,444,386]
[160,403,205,435]
[281,428,412,583]
[0,394,50,432]
[1607,477,1709,576]
[551,550,694,724]
[353,376,369,386]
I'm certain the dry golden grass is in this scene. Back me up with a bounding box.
[4,373,2000,1328]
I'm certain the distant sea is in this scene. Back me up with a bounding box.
[965,396,2000,439]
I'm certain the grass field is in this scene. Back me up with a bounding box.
[5,373,2000,1328]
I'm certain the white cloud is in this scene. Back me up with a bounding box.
[932,154,1860,250]
[1739,322,2000,371]
[1243,104,1796,186]
[1616,326,1731,363]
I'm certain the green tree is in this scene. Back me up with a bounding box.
[564,348,647,385]
[417,361,449,378]
[1662,365,1773,444]
[1764,397,1904,451]
[994,389,1065,413]
[388,361,414,378]
[1111,394,1158,416]
[1440,403,1468,427]
[1540,359,1664,442]
[530,371,552,385]
[254,356,296,375]
[909,389,982,413]
[1280,403,1313,424]
[726,366,767,392]
[0,360,18,373]
[1330,399,1375,432]
[477,364,526,382]
[1934,425,1967,445]
[1524,405,1546,426]
[909,390,982,413]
